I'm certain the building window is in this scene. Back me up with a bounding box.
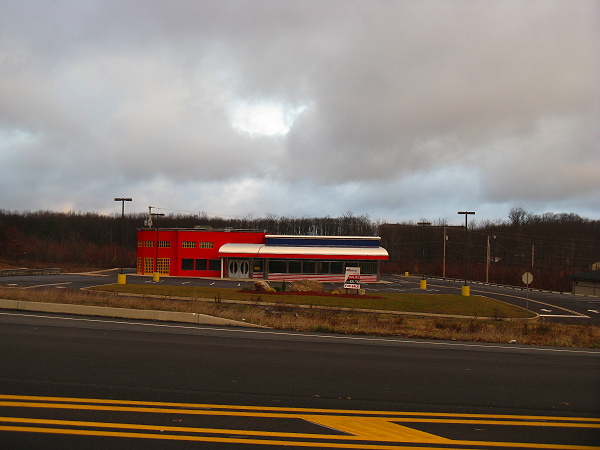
[288,260,301,273]
[144,258,154,274]
[269,259,287,273]
[181,259,194,270]
[136,257,143,274]
[302,261,315,274]
[330,261,344,274]
[158,241,171,248]
[157,258,170,274]
[316,261,329,274]
[195,259,207,270]
[199,241,214,248]
[358,261,377,275]
[182,241,196,248]
[144,241,154,247]
[209,259,221,271]
[137,241,144,247]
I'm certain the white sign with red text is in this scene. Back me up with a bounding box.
[344,267,361,290]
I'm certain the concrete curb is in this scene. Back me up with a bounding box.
[0,299,265,328]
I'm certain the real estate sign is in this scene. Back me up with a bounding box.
[344,267,361,289]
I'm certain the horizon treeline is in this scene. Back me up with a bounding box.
[0,208,598,292]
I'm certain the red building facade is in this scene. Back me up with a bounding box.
[136,228,388,282]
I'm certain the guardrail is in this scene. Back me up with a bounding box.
[0,268,61,277]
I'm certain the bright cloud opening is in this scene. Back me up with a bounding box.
[230,102,307,137]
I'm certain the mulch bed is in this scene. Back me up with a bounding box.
[239,289,384,299]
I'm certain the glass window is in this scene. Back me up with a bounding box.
[181,259,194,270]
[182,241,196,248]
[158,241,170,248]
[209,259,221,271]
[302,261,315,273]
[330,261,344,274]
[316,261,329,274]
[199,242,214,248]
[252,259,263,272]
[288,260,301,273]
[269,259,287,273]
[359,261,377,274]
[195,259,207,270]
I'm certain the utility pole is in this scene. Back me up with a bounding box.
[457,211,475,296]
[417,221,431,289]
[442,226,447,278]
[114,198,132,284]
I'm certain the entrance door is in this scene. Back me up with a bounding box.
[228,259,250,278]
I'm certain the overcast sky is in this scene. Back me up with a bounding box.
[1,0,598,226]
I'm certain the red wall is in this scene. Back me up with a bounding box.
[136,229,266,276]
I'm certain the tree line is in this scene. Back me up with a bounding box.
[0,207,597,291]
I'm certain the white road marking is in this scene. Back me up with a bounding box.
[1,311,598,355]
[24,282,72,289]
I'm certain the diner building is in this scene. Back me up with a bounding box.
[136,227,388,282]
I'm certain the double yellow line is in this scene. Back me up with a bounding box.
[0,395,598,449]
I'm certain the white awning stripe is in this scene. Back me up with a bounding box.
[218,243,388,259]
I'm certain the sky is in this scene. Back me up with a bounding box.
[1,0,599,226]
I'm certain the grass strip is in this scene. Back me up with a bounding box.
[92,284,533,319]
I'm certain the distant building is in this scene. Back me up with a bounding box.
[136,227,388,282]
[570,270,600,297]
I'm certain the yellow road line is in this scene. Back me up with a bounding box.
[1,395,598,449]
[1,424,597,450]
[1,394,597,423]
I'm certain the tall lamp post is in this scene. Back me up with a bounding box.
[149,208,165,282]
[114,198,132,284]
[417,221,431,289]
[457,211,475,296]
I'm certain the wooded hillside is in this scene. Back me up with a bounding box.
[0,208,597,292]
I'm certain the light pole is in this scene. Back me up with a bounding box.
[149,208,165,281]
[457,211,475,296]
[417,221,431,289]
[486,235,496,283]
[114,198,132,284]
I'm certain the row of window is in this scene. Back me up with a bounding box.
[138,241,213,248]
[137,257,170,274]
[266,259,377,275]
[181,258,221,271]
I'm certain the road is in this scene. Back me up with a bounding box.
[0,310,598,448]
[2,270,599,324]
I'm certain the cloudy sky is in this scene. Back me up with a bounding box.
[1,0,598,225]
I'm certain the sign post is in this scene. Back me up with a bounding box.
[344,267,361,294]
[522,272,533,311]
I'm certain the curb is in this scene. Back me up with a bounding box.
[0,299,265,328]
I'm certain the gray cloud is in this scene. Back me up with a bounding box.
[0,0,598,224]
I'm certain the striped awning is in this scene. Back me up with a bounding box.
[218,243,388,260]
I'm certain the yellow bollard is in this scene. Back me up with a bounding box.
[461,285,470,296]
[152,272,160,282]
[404,272,409,276]
[420,279,427,290]
[117,273,127,285]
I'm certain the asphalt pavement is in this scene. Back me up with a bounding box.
[1,269,598,324]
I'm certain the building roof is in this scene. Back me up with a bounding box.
[218,243,388,259]
[570,270,600,282]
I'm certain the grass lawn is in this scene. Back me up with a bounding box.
[93,284,533,319]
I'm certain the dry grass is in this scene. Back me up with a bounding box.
[0,286,598,348]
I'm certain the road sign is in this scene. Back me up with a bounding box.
[344,267,361,289]
[522,272,533,285]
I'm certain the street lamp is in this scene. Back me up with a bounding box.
[417,221,431,289]
[114,198,132,284]
[457,211,475,296]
